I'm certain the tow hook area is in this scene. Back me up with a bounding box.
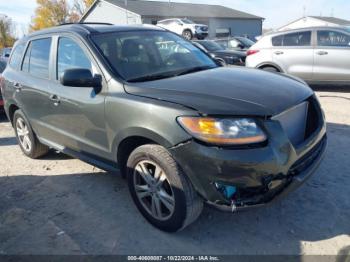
[214,182,238,212]
[212,176,291,212]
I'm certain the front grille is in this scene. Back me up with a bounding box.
[289,135,326,176]
[201,26,208,31]
[305,96,322,139]
[272,95,323,147]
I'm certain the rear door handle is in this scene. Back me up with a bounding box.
[49,94,61,106]
[13,82,22,92]
[274,51,284,55]
[317,51,328,55]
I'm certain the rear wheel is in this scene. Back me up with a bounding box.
[261,66,279,72]
[127,144,203,232]
[182,30,193,40]
[13,110,49,159]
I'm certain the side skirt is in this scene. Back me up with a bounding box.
[38,137,120,174]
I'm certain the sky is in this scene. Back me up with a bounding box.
[0,0,349,37]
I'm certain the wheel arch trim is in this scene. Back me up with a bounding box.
[256,62,284,73]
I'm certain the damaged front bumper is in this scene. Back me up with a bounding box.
[169,118,327,212]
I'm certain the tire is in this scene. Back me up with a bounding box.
[13,110,49,159]
[261,66,279,72]
[182,30,193,40]
[127,144,203,232]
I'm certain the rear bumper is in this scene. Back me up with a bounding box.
[170,114,327,211]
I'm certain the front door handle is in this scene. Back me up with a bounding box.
[317,51,328,55]
[49,94,61,106]
[274,51,284,55]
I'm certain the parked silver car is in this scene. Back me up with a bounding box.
[246,27,350,85]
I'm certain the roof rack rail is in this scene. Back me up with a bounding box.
[58,22,113,26]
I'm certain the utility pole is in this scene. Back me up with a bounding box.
[125,0,128,24]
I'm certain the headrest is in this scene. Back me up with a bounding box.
[121,39,141,58]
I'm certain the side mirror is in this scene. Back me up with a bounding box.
[60,68,101,88]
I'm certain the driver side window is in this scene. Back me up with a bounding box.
[57,37,92,79]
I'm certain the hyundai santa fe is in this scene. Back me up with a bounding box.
[1,23,327,232]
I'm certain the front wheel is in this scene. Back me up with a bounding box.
[127,144,203,232]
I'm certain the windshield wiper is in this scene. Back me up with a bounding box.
[126,66,216,83]
[127,73,175,83]
[176,66,216,76]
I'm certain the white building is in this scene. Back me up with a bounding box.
[278,16,350,31]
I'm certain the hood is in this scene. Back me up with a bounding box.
[125,67,313,117]
[212,50,246,58]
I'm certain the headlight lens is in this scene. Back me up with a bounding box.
[178,117,267,145]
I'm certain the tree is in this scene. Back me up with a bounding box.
[30,0,70,31]
[73,0,95,15]
[30,0,95,30]
[0,17,16,48]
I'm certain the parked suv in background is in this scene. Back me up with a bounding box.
[0,59,7,110]
[246,27,350,85]
[215,37,255,51]
[157,18,208,40]
[2,23,326,232]
[0,48,12,62]
[193,40,246,66]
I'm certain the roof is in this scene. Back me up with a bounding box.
[309,16,350,25]
[267,26,350,37]
[84,0,263,20]
[20,23,165,41]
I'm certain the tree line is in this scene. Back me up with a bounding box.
[0,0,94,48]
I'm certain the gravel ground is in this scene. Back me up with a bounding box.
[0,87,349,256]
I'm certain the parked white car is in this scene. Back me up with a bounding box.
[157,18,208,40]
[246,26,350,85]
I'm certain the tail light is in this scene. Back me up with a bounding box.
[247,50,260,56]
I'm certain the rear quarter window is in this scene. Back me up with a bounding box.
[8,43,26,70]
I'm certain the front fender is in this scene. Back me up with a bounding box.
[111,126,174,159]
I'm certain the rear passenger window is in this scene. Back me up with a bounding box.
[317,30,350,47]
[9,43,25,69]
[57,37,92,79]
[22,38,52,79]
[272,31,311,47]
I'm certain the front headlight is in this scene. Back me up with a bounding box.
[178,117,267,145]
[195,25,200,30]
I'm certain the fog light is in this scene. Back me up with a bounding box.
[215,182,237,199]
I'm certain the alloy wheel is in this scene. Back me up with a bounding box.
[16,118,32,152]
[183,31,192,40]
[133,160,175,221]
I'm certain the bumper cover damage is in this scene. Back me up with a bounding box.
[169,118,327,212]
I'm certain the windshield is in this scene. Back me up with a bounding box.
[92,31,217,82]
[236,37,255,47]
[197,41,223,51]
[181,19,194,24]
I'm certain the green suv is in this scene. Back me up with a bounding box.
[1,23,327,232]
